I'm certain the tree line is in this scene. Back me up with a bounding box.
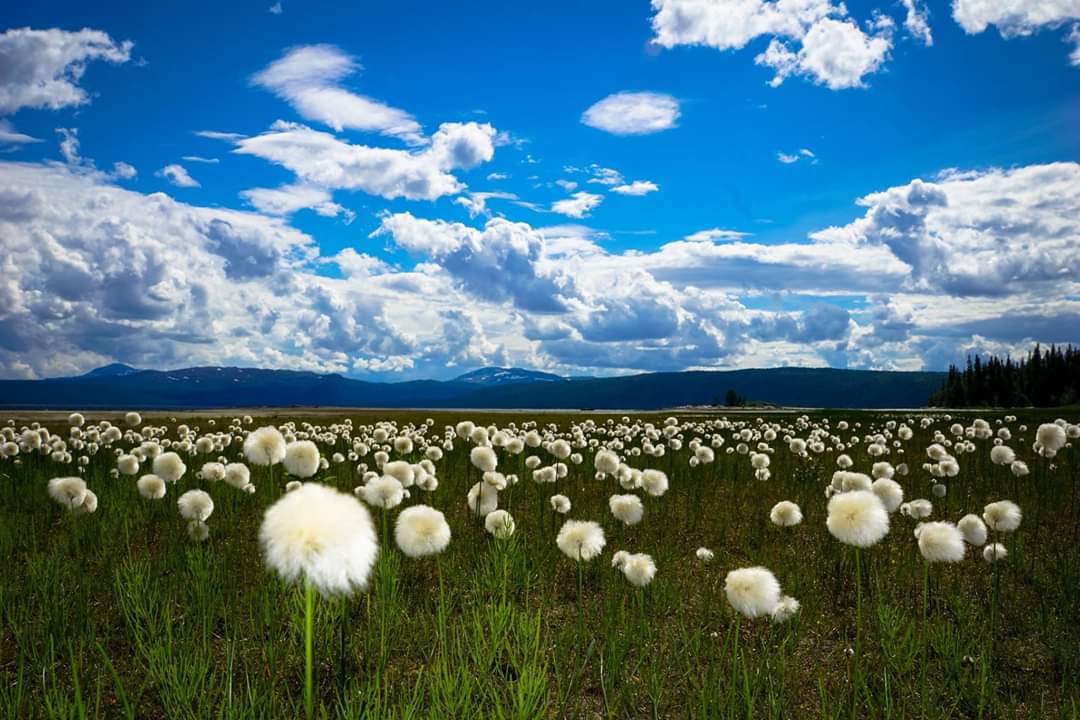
[929,344,1080,408]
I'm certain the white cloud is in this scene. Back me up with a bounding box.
[269,1,283,13]
[2,155,1077,379]
[611,180,659,195]
[552,191,603,218]
[453,191,519,218]
[0,28,132,115]
[777,148,816,163]
[554,179,578,191]
[755,18,891,89]
[813,162,1080,296]
[1072,24,1080,65]
[56,128,82,165]
[240,183,353,221]
[902,0,933,45]
[157,164,200,188]
[251,45,423,144]
[111,161,137,179]
[953,0,1080,37]
[684,228,750,242]
[195,130,246,141]
[228,120,496,202]
[581,92,681,135]
[182,155,220,164]
[586,166,624,185]
[651,0,892,89]
[486,172,509,180]
[0,120,40,145]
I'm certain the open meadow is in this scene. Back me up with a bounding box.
[1,409,1079,719]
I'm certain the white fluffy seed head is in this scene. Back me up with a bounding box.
[395,505,451,557]
[177,489,214,522]
[550,494,571,514]
[917,521,965,563]
[48,476,87,510]
[467,481,498,515]
[609,494,644,525]
[137,474,167,499]
[259,483,378,598]
[983,500,1021,532]
[594,449,620,475]
[983,543,1007,563]
[152,452,186,483]
[695,547,715,562]
[201,462,226,482]
[957,514,987,546]
[283,440,320,478]
[641,469,668,497]
[117,454,140,476]
[382,460,415,488]
[224,463,250,489]
[470,445,498,472]
[725,566,781,619]
[360,476,404,509]
[769,501,802,527]
[621,553,656,588]
[770,595,800,623]
[484,509,516,539]
[1036,423,1066,454]
[244,426,287,466]
[556,519,606,561]
[826,490,889,548]
[871,478,904,513]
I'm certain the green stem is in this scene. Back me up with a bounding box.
[921,561,929,720]
[304,580,315,720]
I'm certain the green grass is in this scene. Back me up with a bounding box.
[1,408,1078,718]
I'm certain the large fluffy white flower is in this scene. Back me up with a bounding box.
[621,552,657,588]
[871,478,904,513]
[137,474,166,499]
[916,521,965,563]
[283,440,321,478]
[957,513,987,546]
[360,475,405,509]
[769,501,802,527]
[48,476,87,510]
[556,519,606,561]
[259,483,378,598]
[152,452,186,483]
[484,509,516,539]
[983,500,1022,532]
[395,505,451,557]
[467,481,498,516]
[826,490,889,547]
[725,566,781,619]
[177,489,215,523]
[609,494,644,526]
[244,426,287,466]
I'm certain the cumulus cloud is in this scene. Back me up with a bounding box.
[157,164,200,188]
[0,27,132,115]
[251,45,423,144]
[228,120,496,201]
[552,191,603,218]
[611,180,659,196]
[650,0,892,89]
[2,154,1077,379]
[371,212,573,313]
[110,161,137,180]
[953,0,1080,38]
[581,92,681,135]
[812,162,1080,296]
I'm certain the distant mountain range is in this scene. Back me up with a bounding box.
[0,365,947,410]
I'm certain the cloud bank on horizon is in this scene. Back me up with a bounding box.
[0,0,1077,380]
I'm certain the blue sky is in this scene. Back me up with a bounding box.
[0,0,1078,380]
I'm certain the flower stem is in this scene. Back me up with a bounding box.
[304,580,315,720]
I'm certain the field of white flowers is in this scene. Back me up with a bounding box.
[1,409,1078,718]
